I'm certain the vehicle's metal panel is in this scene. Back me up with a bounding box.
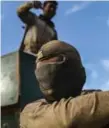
[1,113,19,128]
[19,51,43,110]
[1,52,19,107]
[1,51,43,109]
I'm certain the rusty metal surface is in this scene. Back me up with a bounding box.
[1,51,19,107]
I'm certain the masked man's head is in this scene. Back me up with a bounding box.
[35,40,86,102]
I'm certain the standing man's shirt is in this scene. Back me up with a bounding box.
[17,2,58,54]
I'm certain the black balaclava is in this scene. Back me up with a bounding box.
[35,40,86,102]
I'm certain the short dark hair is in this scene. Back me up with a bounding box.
[43,0,58,7]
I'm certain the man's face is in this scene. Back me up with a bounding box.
[43,2,57,19]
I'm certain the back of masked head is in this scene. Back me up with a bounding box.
[35,40,86,102]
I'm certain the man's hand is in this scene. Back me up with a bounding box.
[33,1,42,9]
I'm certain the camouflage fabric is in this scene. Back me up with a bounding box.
[17,2,57,54]
[36,40,86,102]
[20,91,109,128]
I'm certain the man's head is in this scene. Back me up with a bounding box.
[35,40,86,102]
[42,0,58,19]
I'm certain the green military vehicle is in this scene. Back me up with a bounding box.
[1,50,43,128]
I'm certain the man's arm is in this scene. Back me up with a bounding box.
[17,1,41,25]
[56,91,109,127]
[20,91,109,128]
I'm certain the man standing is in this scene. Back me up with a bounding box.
[20,40,109,128]
[17,1,58,54]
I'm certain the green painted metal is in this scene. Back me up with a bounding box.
[19,51,43,110]
[1,113,19,128]
[1,51,43,128]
